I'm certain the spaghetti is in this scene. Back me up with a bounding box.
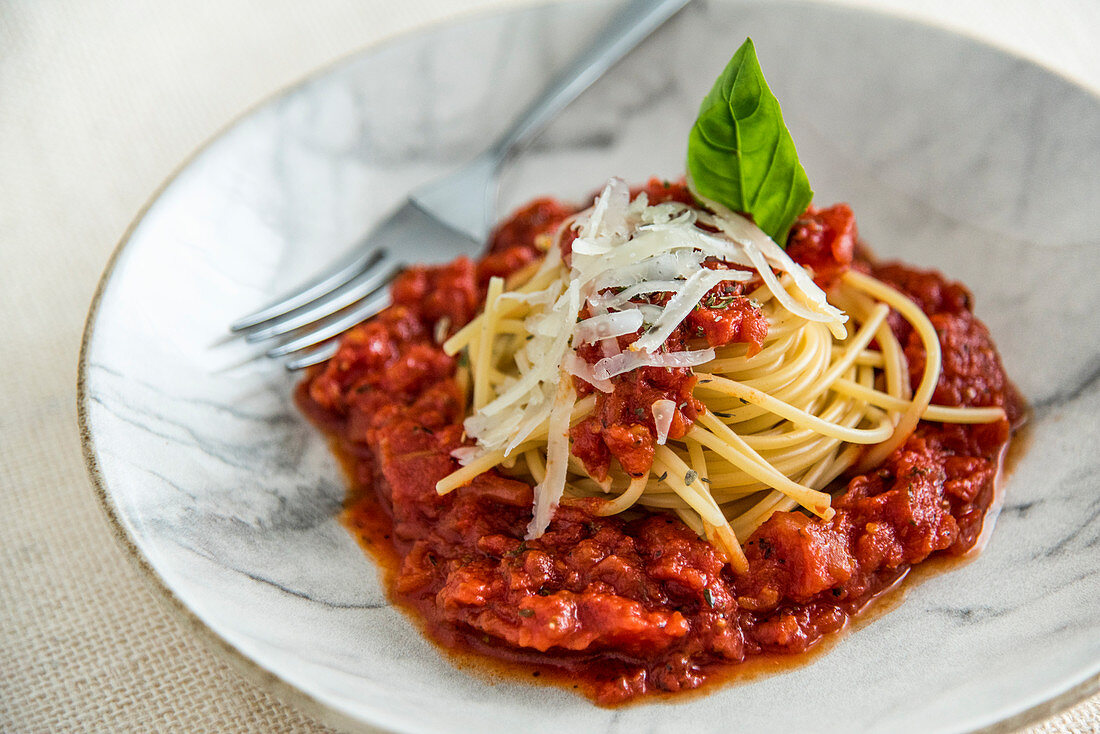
[435,179,1004,574]
[297,178,1024,704]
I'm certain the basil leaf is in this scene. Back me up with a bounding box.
[687,38,812,245]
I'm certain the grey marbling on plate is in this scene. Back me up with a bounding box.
[80,1,1100,732]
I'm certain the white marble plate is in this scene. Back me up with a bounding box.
[80,1,1100,732]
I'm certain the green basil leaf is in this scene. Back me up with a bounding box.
[687,38,812,245]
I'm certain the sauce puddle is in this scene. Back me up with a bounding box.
[332,418,1030,706]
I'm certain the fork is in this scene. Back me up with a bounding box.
[231,0,692,370]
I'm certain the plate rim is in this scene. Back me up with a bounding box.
[76,1,1100,731]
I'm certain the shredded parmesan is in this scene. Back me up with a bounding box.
[527,376,576,539]
[631,269,751,353]
[593,347,716,380]
[563,353,614,393]
[450,446,481,466]
[456,178,850,538]
[575,310,644,344]
[651,399,676,445]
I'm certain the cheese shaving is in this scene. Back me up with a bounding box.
[593,347,716,381]
[575,310,644,344]
[527,376,575,539]
[563,352,614,393]
[458,178,849,538]
[631,269,752,353]
[652,399,677,445]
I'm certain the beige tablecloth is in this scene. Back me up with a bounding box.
[3,1,1098,731]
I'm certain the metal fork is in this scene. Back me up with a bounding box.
[230,0,691,369]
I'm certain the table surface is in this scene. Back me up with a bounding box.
[2,1,1097,732]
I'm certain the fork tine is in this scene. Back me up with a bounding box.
[243,259,401,343]
[230,249,387,332]
[266,290,392,358]
[284,342,339,371]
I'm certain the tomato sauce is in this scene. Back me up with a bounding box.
[296,181,1024,705]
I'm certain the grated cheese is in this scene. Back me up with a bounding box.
[593,347,717,381]
[651,399,677,445]
[459,177,849,537]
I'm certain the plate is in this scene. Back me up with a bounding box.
[79,1,1100,732]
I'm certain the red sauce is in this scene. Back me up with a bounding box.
[568,285,767,481]
[296,180,1024,705]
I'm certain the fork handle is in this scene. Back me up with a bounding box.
[490,0,693,157]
